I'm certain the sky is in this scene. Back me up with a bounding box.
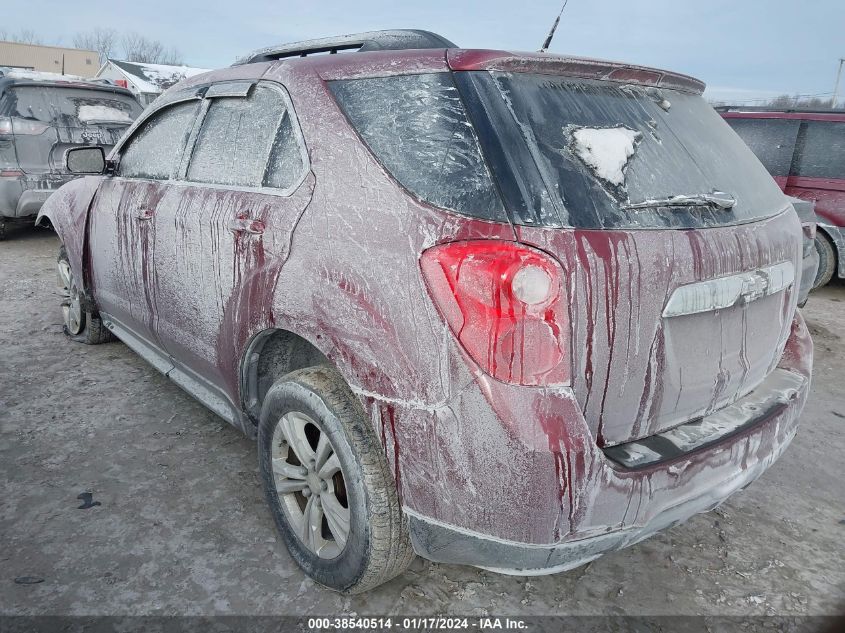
[6,0,845,104]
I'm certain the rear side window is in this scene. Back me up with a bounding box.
[187,84,304,189]
[119,100,199,179]
[328,73,505,221]
[725,118,800,177]
[792,121,845,179]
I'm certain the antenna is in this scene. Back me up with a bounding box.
[540,0,569,53]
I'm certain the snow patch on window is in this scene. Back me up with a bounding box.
[78,104,134,124]
[569,126,642,186]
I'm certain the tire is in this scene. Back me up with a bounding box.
[813,232,836,289]
[258,366,414,593]
[57,246,115,345]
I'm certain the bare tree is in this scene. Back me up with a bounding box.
[766,94,830,109]
[73,28,117,64]
[13,29,42,45]
[120,32,183,65]
[0,29,8,41]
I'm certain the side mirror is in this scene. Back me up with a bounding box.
[66,146,106,174]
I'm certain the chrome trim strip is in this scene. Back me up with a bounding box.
[662,261,795,318]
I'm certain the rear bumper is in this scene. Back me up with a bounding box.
[405,313,812,574]
[409,427,795,574]
[0,175,69,219]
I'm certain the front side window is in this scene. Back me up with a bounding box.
[328,73,505,222]
[119,100,199,179]
[725,117,800,178]
[792,121,845,179]
[187,84,304,189]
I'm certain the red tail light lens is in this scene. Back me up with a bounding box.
[420,240,570,386]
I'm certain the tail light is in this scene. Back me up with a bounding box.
[420,240,571,386]
[0,116,50,136]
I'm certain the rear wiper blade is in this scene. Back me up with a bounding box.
[621,192,736,210]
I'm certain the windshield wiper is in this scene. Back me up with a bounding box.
[621,191,736,211]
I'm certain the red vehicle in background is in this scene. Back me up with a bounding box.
[720,108,845,287]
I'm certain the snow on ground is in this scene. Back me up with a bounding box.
[570,126,641,186]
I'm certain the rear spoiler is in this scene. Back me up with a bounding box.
[447,50,706,95]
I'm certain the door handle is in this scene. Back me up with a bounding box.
[229,214,265,235]
[136,208,155,220]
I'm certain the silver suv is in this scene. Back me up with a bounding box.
[0,69,141,239]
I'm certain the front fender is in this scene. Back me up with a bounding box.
[36,176,102,289]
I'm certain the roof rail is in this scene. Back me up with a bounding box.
[234,29,457,66]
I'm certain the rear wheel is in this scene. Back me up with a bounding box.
[57,247,114,345]
[813,232,837,288]
[258,366,414,593]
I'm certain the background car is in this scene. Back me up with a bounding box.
[720,107,845,288]
[40,30,812,593]
[0,68,142,239]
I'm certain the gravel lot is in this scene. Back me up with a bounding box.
[1,223,844,617]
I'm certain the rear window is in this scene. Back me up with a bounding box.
[328,73,506,222]
[187,84,305,189]
[792,120,845,180]
[460,72,788,229]
[724,117,800,177]
[3,85,141,128]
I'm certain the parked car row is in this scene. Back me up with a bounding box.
[18,31,816,593]
[719,107,845,288]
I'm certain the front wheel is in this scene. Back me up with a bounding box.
[57,247,114,345]
[258,366,414,593]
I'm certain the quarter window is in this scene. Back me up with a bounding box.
[328,73,505,221]
[187,84,304,189]
[725,118,800,178]
[792,121,845,179]
[118,100,199,179]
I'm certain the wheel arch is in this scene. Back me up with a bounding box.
[240,327,336,423]
[36,177,102,290]
[815,224,843,278]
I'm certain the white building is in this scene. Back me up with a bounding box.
[95,59,211,106]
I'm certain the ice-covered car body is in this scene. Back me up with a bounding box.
[0,69,141,237]
[720,107,845,287]
[40,32,812,577]
[786,196,820,305]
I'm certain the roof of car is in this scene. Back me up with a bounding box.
[225,30,706,95]
[0,68,137,97]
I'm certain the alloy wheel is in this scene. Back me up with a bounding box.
[57,259,84,336]
[271,411,351,559]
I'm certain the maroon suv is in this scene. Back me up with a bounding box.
[40,30,813,593]
[720,107,845,287]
